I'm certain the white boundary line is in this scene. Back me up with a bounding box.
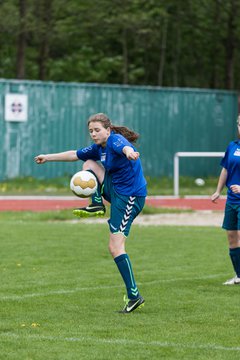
[1,332,240,352]
[0,273,226,301]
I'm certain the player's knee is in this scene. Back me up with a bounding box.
[108,237,125,258]
[108,242,116,257]
[83,160,104,183]
[82,159,96,171]
[228,231,238,247]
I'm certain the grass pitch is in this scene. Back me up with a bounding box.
[0,175,227,196]
[0,212,239,359]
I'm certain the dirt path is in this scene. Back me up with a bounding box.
[0,196,224,226]
[66,211,223,227]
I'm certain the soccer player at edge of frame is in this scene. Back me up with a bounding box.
[34,113,147,314]
[211,114,240,286]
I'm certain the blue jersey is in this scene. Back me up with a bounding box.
[221,140,240,203]
[76,132,147,196]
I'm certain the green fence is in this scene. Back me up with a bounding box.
[0,79,238,181]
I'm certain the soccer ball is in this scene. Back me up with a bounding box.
[70,170,98,198]
[194,178,205,186]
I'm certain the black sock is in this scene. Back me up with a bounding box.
[86,170,103,206]
[229,247,240,277]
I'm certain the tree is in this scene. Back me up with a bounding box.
[1,0,240,89]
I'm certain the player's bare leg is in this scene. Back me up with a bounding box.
[73,160,106,217]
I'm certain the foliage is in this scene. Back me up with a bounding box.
[1,0,240,89]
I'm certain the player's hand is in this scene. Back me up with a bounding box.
[34,154,47,164]
[126,151,140,161]
[211,191,220,203]
[230,184,240,194]
[123,146,140,160]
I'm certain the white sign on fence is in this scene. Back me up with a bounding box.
[5,94,28,122]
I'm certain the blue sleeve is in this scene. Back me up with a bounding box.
[109,134,134,155]
[76,144,100,161]
[220,142,233,169]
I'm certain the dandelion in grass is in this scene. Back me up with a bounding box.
[31,323,40,328]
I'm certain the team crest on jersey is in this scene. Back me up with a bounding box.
[234,148,240,156]
[101,153,106,162]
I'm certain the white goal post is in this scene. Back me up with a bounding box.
[173,152,225,196]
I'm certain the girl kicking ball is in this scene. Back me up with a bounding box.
[35,113,147,313]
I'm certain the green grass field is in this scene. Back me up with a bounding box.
[0,212,239,359]
[0,175,227,196]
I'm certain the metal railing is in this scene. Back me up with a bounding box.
[173,152,225,196]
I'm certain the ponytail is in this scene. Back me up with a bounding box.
[110,125,139,143]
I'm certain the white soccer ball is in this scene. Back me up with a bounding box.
[70,170,97,198]
[194,178,205,186]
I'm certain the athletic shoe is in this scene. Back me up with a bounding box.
[119,295,145,314]
[223,276,240,285]
[73,204,106,218]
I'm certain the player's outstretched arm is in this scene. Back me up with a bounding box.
[35,150,78,164]
[122,146,139,161]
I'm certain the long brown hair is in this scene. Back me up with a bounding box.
[237,114,240,139]
[87,113,139,143]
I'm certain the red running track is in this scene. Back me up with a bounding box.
[0,196,226,212]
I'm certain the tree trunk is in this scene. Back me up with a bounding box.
[210,0,221,88]
[172,5,181,87]
[122,27,129,84]
[225,0,237,89]
[158,16,168,86]
[16,0,27,79]
[38,40,49,80]
[38,0,52,80]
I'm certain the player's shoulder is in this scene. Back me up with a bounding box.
[223,140,240,156]
[228,140,240,148]
[109,132,125,140]
[108,132,127,146]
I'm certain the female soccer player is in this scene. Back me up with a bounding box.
[211,115,240,285]
[35,113,147,313]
